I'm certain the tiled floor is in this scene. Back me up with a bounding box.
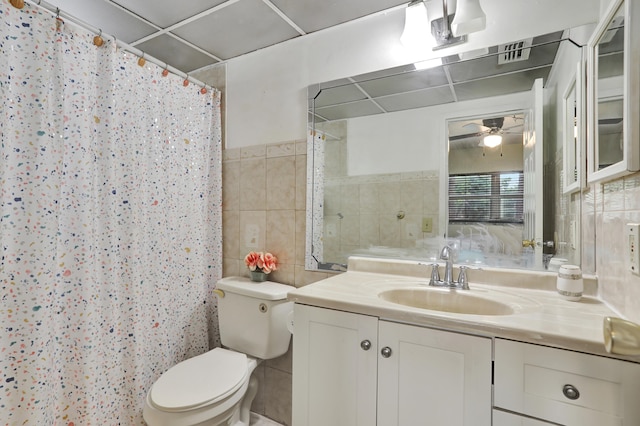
[250,412,283,425]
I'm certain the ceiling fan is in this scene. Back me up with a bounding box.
[450,116,523,148]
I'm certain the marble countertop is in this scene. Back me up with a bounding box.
[288,257,640,363]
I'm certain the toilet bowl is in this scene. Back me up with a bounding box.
[143,277,293,426]
[143,348,259,426]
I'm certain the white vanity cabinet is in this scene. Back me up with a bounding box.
[292,304,378,426]
[292,304,493,426]
[494,339,640,425]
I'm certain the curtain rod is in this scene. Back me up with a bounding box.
[22,0,215,92]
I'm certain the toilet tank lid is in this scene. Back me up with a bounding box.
[216,276,293,300]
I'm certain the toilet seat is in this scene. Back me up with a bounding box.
[150,348,248,412]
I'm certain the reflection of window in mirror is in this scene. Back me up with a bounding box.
[449,172,523,223]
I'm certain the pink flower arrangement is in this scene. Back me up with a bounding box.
[244,251,278,274]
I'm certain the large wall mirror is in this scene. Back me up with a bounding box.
[587,0,640,183]
[307,29,589,273]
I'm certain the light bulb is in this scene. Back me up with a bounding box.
[401,1,430,49]
[483,134,502,148]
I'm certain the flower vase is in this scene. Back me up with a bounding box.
[250,270,268,282]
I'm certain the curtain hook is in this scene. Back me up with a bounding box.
[137,52,146,67]
[93,29,104,47]
[55,8,64,31]
[10,0,25,9]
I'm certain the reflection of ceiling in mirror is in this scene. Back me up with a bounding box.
[311,31,564,122]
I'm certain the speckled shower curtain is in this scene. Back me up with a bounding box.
[1,3,222,425]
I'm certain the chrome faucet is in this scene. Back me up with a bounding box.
[428,245,470,290]
[440,245,454,285]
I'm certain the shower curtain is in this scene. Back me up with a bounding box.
[1,3,222,424]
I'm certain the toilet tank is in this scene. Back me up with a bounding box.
[216,277,293,359]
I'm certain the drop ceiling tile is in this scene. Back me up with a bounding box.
[319,78,353,91]
[270,0,407,33]
[47,0,157,43]
[315,100,384,121]
[315,84,368,108]
[112,0,228,28]
[171,0,300,60]
[351,64,416,82]
[453,67,551,101]
[135,34,219,72]
[357,67,450,98]
[310,110,324,124]
[375,86,455,112]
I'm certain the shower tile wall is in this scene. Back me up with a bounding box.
[221,140,330,426]
[324,172,440,265]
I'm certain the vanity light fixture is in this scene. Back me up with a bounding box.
[451,0,486,37]
[402,0,487,51]
[429,0,466,50]
[483,133,503,148]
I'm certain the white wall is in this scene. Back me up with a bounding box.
[222,0,600,149]
[345,92,528,176]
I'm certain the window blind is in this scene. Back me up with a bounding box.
[448,171,524,223]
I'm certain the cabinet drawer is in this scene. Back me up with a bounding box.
[493,409,554,425]
[494,339,640,425]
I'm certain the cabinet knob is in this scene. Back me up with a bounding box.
[380,346,392,358]
[360,340,372,351]
[562,384,580,400]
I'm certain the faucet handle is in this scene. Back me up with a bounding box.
[429,263,440,285]
[457,266,469,290]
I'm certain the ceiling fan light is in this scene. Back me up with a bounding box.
[451,0,486,37]
[483,134,502,148]
[401,1,430,48]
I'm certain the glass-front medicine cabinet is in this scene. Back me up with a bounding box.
[587,0,640,183]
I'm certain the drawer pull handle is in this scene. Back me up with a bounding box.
[562,384,580,400]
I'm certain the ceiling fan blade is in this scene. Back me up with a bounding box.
[501,123,523,132]
[449,132,482,141]
[462,122,490,131]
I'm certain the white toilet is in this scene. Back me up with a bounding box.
[143,276,294,426]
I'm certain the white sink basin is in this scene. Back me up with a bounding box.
[378,287,515,316]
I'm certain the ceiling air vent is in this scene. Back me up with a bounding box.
[497,39,533,65]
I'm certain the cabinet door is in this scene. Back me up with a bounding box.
[377,321,492,426]
[292,304,378,426]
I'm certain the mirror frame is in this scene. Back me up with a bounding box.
[587,0,640,183]
[563,62,585,193]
